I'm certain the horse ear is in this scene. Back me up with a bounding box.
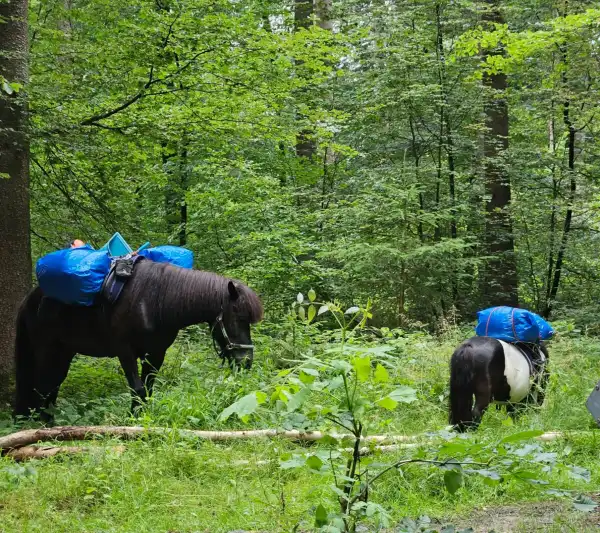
[228,280,240,301]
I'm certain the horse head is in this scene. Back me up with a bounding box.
[211,280,262,370]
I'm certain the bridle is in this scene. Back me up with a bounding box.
[211,311,254,365]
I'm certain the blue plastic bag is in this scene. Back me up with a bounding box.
[476,306,541,343]
[36,245,112,306]
[531,313,555,340]
[138,245,194,269]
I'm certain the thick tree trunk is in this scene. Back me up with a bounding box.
[294,0,316,159]
[481,1,518,307]
[0,0,31,401]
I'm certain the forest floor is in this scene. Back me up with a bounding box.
[450,500,600,532]
[1,327,600,532]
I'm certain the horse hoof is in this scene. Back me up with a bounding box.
[40,414,56,427]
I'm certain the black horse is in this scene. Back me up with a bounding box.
[449,336,549,432]
[13,260,263,421]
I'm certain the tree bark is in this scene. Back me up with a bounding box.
[164,140,188,246]
[314,0,333,31]
[481,1,518,307]
[294,0,316,159]
[0,0,32,401]
[6,445,126,461]
[546,39,576,317]
[544,113,558,314]
[0,425,575,457]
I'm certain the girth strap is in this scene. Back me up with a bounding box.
[513,342,545,378]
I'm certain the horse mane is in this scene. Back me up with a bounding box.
[126,261,263,326]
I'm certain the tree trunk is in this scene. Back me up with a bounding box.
[434,4,457,241]
[434,4,445,243]
[164,141,188,246]
[408,114,424,242]
[0,0,31,401]
[294,0,313,30]
[314,0,333,31]
[481,1,518,307]
[0,425,573,455]
[546,38,575,317]
[294,0,316,159]
[544,113,558,313]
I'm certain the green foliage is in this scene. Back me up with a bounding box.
[14,1,600,528]
[26,0,600,328]
[0,76,22,95]
[1,325,600,531]
[210,293,596,532]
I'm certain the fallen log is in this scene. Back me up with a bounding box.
[3,442,409,462]
[6,445,85,461]
[0,426,418,453]
[5,445,126,461]
[0,426,588,457]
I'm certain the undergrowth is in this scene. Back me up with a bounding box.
[1,320,600,532]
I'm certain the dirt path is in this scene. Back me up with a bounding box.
[451,501,600,532]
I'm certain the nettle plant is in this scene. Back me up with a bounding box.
[219,292,595,533]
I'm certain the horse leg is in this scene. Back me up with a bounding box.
[45,353,75,408]
[535,365,550,406]
[472,379,492,429]
[141,350,166,398]
[506,402,518,419]
[449,343,476,432]
[117,350,146,414]
[35,350,75,424]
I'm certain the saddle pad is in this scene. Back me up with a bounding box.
[498,340,532,403]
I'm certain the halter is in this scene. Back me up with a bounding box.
[211,311,254,365]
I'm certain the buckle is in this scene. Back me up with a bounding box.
[114,257,135,278]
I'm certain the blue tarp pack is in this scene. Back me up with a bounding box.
[531,313,555,340]
[36,236,195,306]
[475,306,554,343]
[138,245,194,269]
[36,245,112,306]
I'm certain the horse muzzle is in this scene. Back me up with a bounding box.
[234,351,253,370]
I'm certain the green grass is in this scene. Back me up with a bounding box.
[1,329,600,532]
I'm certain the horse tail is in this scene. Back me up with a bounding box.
[13,291,38,418]
[449,342,475,432]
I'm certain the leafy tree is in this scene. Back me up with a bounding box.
[25,0,600,329]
